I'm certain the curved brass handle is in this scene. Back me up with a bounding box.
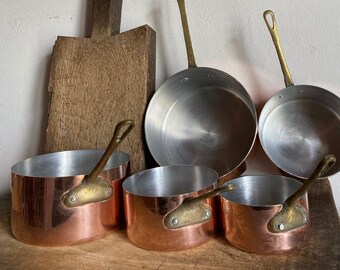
[263,10,294,87]
[62,119,135,207]
[177,0,197,68]
[88,119,134,179]
[163,183,235,229]
[268,154,336,233]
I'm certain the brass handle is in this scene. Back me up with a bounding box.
[263,10,294,87]
[62,119,135,207]
[177,0,197,68]
[163,184,235,229]
[268,154,336,233]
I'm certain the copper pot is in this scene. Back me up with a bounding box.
[11,120,134,246]
[123,165,219,251]
[164,155,336,254]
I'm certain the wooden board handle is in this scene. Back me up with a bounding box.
[91,0,122,40]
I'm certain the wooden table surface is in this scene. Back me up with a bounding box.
[0,179,339,270]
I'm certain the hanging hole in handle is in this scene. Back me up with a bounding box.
[318,155,336,178]
[263,10,276,31]
[114,119,135,143]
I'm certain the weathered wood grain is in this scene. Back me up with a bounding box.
[1,179,338,269]
[44,0,156,174]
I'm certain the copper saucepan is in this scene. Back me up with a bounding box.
[164,154,336,254]
[122,165,219,251]
[11,120,134,246]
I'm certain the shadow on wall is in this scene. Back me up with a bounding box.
[35,54,52,155]
[148,5,173,88]
[228,27,268,116]
[85,0,93,38]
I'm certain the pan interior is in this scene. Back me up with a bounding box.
[162,88,256,175]
[259,86,340,178]
[11,150,130,178]
[122,165,218,197]
[145,67,257,177]
[221,175,303,206]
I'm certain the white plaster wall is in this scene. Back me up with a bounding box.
[0,0,339,213]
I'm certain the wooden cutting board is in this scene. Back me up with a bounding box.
[44,0,156,174]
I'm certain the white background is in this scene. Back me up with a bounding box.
[0,0,339,213]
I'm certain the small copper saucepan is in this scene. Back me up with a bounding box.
[164,154,336,254]
[11,120,134,246]
[122,165,220,251]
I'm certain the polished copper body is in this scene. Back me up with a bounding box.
[220,197,309,254]
[11,150,130,246]
[123,165,219,251]
[124,192,217,251]
[218,177,310,254]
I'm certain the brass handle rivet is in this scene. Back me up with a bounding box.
[204,210,211,218]
[172,218,179,225]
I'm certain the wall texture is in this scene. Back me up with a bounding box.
[0,0,339,212]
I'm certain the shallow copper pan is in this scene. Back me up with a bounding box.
[123,165,219,251]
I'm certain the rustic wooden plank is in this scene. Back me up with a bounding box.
[44,25,156,174]
[0,179,339,269]
[44,0,156,174]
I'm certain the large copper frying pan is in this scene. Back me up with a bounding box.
[145,0,257,184]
